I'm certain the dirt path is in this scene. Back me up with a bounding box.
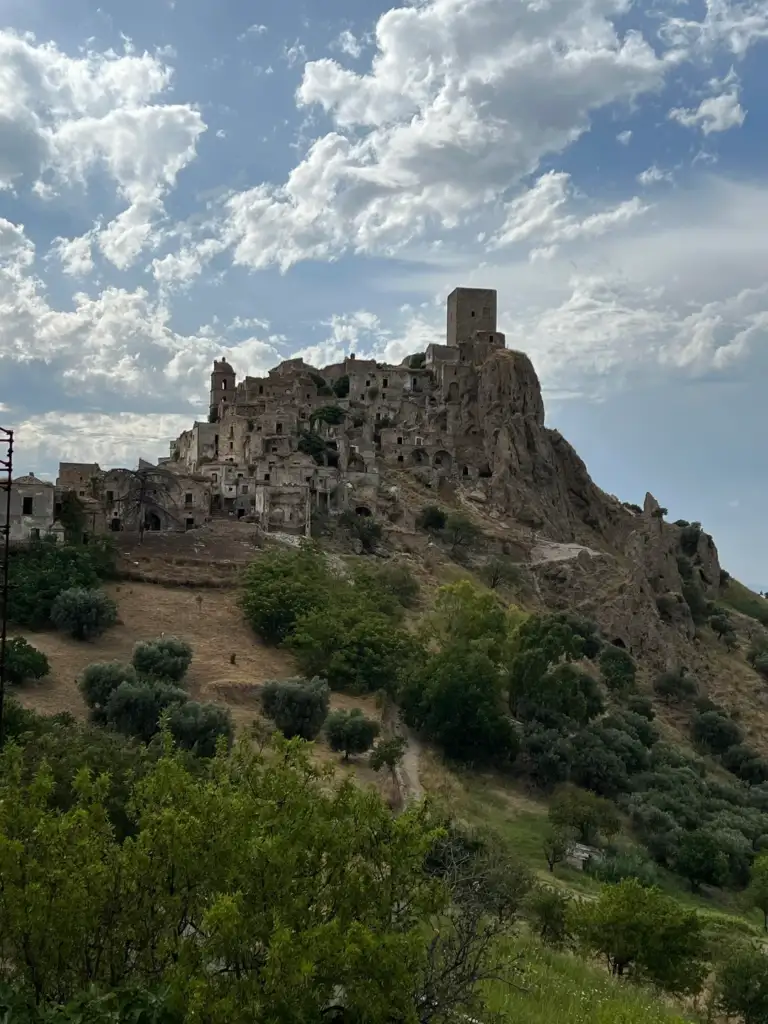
[400,727,424,803]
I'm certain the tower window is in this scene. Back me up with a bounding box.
[470,310,476,317]
[221,380,227,390]
[22,496,33,515]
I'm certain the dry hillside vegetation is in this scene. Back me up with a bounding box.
[11,581,382,774]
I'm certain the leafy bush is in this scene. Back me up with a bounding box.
[482,557,521,591]
[415,505,446,531]
[443,513,480,552]
[369,736,407,776]
[79,661,137,717]
[167,701,233,757]
[674,828,731,891]
[679,522,703,557]
[358,563,419,609]
[297,431,328,464]
[691,710,744,754]
[310,404,345,427]
[627,695,655,720]
[716,945,768,1024]
[653,668,698,702]
[585,848,661,888]
[7,539,116,629]
[526,887,571,947]
[571,879,707,994]
[548,785,620,846]
[132,636,192,682]
[50,587,117,640]
[332,374,349,398]
[240,543,333,644]
[3,637,49,686]
[512,662,604,727]
[104,679,188,742]
[325,708,380,759]
[598,645,637,692]
[260,677,330,740]
[401,644,519,766]
[288,593,418,695]
[519,726,572,789]
[722,745,768,785]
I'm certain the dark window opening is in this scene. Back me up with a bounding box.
[264,473,271,481]
[470,310,476,318]
[489,335,494,342]
[221,380,227,390]
[186,517,194,529]
[229,442,234,451]
[397,455,404,463]
[258,385,264,394]
[479,464,492,479]
[54,502,62,518]
[106,490,114,503]
[397,436,403,445]
[612,638,627,649]
[22,496,33,515]
[78,490,85,497]
[237,508,245,519]
[462,465,469,477]
[355,505,372,517]
[382,378,388,388]
[276,423,283,434]
[30,527,40,539]
[184,493,193,506]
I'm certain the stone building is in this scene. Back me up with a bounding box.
[0,473,56,542]
[168,287,509,535]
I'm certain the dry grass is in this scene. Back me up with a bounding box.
[11,581,384,784]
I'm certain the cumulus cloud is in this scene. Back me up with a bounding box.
[0,30,206,271]
[491,171,648,257]
[222,0,666,270]
[669,70,746,134]
[334,30,364,58]
[637,164,674,186]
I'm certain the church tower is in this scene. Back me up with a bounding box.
[209,358,236,423]
[446,287,497,347]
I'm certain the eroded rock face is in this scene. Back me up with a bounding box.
[460,347,722,653]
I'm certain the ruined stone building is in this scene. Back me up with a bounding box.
[169,287,509,535]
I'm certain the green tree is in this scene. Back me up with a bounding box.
[653,668,698,702]
[426,579,516,661]
[599,645,637,692]
[542,825,576,872]
[288,593,419,695]
[240,542,333,644]
[512,662,604,726]
[548,784,620,846]
[325,708,380,759]
[79,661,138,721]
[58,491,87,544]
[482,557,521,591]
[260,677,330,740]
[104,679,188,742]
[716,945,768,1024]
[527,886,571,947]
[132,637,192,682]
[167,701,233,757]
[443,512,480,552]
[571,878,707,994]
[401,644,518,765]
[369,735,407,781]
[674,828,730,891]
[4,637,49,686]
[692,710,744,754]
[8,541,115,629]
[338,510,383,553]
[0,735,520,1020]
[746,853,768,931]
[50,588,117,640]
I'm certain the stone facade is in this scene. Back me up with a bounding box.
[0,473,56,542]
[168,287,515,535]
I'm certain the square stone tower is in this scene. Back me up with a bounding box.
[446,287,497,347]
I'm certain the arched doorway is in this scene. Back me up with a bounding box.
[447,381,459,402]
[355,505,372,517]
[410,448,428,466]
[433,450,452,471]
[348,453,366,472]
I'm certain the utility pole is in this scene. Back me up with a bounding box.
[0,427,13,747]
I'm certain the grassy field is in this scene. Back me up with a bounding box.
[488,940,691,1023]
[721,578,768,626]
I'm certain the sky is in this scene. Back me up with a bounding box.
[0,0,767,586]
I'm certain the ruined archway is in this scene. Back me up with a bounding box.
[348,453,366,472]
[410,448,428,466]
[355,505,372,517]
[145,511,162,532]
[433,450,452,471]
[447,381,459,402]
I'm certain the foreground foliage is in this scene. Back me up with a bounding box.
[0,732,524,1022]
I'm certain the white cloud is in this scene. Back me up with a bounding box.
[335,30,364,58]
[617,129,633,145]
[50,232,96,276]
[491,171,648,257]
[222,0,667,270]
[150,237,226,289]
[0,30,206,270]
[669,71,746,134]
[637,164,674,186]
[238,24,267,41]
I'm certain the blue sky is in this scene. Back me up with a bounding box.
[1,0,767,586]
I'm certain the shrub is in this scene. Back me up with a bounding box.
[598,645,637,692]
[415,505,446,532]
[260,677,330,740]
[653,668,698,702]
[240,543,333,644]
[716,945,768,1024]
[541,826,576,872]
[691,710,744,754]
[132,636,192,682]
[288,594,419,695]
[325,708,379,760]
[527,887,571,946]
[722,745,768,786]
[360,563,419,608]
[569,728,633,797]
[104,679,188,743]
[679,522,703,557]
[571,878,707,994]
[369,736,407,777]
[332,374,349,398]
[512,662,603,727]
[79,661,137,717]
[519,727,572,789]
[482,557,521,591]
[50,587,117,640]
[586,848,661,888]
[443,513,480,552]
[401,645,519,766]
[627,695,655,720]
[3,637,49,686]
[674,828,730,891]
[167,701,233,757]
[549,784,620,846]
[8,539,116,629]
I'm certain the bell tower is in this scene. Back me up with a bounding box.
[209,358,236,423]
